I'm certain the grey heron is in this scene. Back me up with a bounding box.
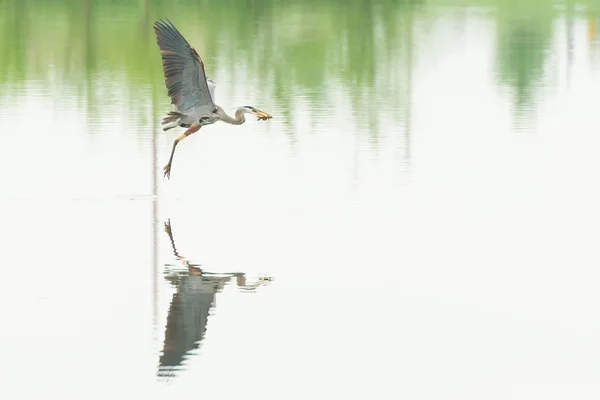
[153,18,272,179]
[159,219,272,377]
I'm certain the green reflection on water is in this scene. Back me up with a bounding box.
[0,0,598,127]
[494,1,554,119]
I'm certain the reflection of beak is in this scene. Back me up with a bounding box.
[254,109,273,121]
[238,276,273,291]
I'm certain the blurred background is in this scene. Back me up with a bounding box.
[1,0,600,399]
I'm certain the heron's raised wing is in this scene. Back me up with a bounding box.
[153,18,215,114]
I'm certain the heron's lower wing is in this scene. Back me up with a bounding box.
[153,19,215,113]
[206,78,216,102]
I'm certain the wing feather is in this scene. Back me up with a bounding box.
[207,78,216,102]
[153,18,215,114]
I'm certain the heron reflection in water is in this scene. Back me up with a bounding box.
[158,219,272,378]
[153,18,273,179]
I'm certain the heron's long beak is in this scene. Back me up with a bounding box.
[253,108,272,120]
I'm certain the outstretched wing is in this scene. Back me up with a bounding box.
[153,18,215,114]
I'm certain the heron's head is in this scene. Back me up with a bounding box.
[243,105,272,121]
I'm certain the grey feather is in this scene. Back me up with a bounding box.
[153,18,215,115]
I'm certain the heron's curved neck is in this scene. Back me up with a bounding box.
[219,108,246,125]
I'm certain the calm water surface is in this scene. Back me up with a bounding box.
[1,1,600,399]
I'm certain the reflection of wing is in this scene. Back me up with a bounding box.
[206,78,216,102]
[153,18,215,115]
[157,276,228,377]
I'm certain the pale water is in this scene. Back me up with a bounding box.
[1,1,600,399]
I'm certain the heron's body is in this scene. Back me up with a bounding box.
[161,78,217,131]
[153,18,272,178]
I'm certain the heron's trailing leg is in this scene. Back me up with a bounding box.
[163,122,201,179]
[164,218,203,275]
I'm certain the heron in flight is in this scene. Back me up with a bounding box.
[153,18,272,179]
